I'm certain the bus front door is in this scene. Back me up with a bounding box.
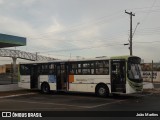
[30,65,39,89]
[56,63,68,91]
[111,60,126,93]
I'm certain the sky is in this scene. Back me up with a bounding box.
[0,0,160,64]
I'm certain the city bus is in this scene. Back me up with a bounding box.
[18,55,143,97]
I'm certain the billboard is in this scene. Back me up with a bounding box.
[0,33,26,48]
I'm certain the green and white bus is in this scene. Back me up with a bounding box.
[18,55,143,97]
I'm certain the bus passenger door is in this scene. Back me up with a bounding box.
[30,64,39,89]
[111,60,126,93]
[56,63,68,91]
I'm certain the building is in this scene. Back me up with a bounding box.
[0,64,18,74]
[141,63,160,82]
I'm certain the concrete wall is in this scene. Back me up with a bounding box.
[143,82,154,89]
[0,84,22,91]
[142,71,160,82]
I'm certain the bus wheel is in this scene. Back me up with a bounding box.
[96,84,109,97]
[41,82,50,94]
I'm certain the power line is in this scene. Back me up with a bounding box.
[25,26,160,51]
[138,26,160,31]
[16,33,128,54]
[39,42,124,53]
[27,32,128,44]
[134,41,160,44]
[25,34,129,53]
[141,0,157,24]
[26,11,125,39]
[127,5,160,11]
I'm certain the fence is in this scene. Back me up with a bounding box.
[141,62,160,83]
[142,71,160,83]
[0,73,18,85]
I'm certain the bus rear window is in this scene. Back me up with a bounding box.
[20,64,30,75]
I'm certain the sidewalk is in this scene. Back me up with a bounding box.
[0,84,37,97]
[143,82,160,89]
[0,89,37,97]
[143,82,160,95]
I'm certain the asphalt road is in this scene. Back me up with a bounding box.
[0,90,160,112]
[0,91,160,119]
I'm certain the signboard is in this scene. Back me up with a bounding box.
[0,33,26,48]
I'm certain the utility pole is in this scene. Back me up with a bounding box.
[125,10,135,56]
[151,60,153,83]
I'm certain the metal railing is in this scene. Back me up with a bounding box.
[0,49,56,61]
[0,49,57,85]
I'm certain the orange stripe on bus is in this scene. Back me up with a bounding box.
[69,75,74,83]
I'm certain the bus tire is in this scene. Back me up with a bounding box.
[41,82,50,94]
[95,84,109,97]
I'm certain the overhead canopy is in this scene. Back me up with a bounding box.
[0,33,26,48]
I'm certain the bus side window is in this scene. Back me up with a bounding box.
[77,69,81,74]
[95,60,109,75]
[104,68,109,74]
[49,64,55,74]
[20,64,30,75]
[91,69,94,74]
[70,70,74,75]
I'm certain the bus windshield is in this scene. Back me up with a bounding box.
[128,57,142,82]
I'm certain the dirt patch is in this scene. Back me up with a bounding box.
[143,88,160,95]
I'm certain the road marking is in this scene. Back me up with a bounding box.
[7,99,92,108]
[0,93,139,109]
[5,98,126,109]
[87,100,126,108]
[0,93,128,109]
[0,93,37,99]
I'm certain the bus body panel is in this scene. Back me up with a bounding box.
[126,80,135,94]
[70,75,110,84]
[18,75,30,89]
[69,83,89,92]
[68,75,111,93]
[126,79,143,94]
[48,83,57,91]
[39,75,57,90]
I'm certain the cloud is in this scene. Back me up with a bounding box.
[0,0,160,62]
[0,14,46,53]
[0,15,35,36]
[46,18,65,33]
[21,0,37,5]
[0,0,4,4]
